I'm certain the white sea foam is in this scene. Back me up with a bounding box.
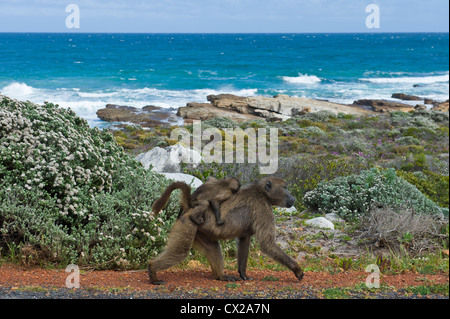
[360,73,449,84]
[0,82,259,127]
[1,82,35,97]
[282,73,321,84]
[77,91,119,98]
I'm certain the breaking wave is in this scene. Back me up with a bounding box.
[281,73,322,84]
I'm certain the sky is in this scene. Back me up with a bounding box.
[0,0,448,33]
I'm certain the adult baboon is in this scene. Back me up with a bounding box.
[148,177,304,285]
[152,177,241,226]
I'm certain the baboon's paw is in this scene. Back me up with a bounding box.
[218,275,242,282]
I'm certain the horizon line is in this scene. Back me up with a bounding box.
[0,31,449,35]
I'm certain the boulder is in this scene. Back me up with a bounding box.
[431,100,449,112]
[135,144,201,173]
[160,172,203,189]
[246,96,281,112]
[178,94,372,124]
[325,213,342,222]
[414,104,427,110]
[253,108,290,121]
[177,102,260,123]
[391,93,422,101]
[96,104,178,127]
[305,217,335,230]
[353,99,414,113]
[207,94,250,113]
[277,94,306,116]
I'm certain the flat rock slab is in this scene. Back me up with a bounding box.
[96,104,179,127]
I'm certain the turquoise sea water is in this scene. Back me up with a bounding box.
[0,33,448,127]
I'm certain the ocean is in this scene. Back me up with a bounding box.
[0,33,448,127]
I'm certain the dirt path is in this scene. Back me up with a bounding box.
[0,263,448,299]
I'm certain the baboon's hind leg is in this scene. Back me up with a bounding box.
[148,216,197,285]
[193,232,240,282]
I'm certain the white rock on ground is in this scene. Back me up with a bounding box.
[160,172,203,189]
[305,217,335,230]
[325,213,341,222]
[135,143,202,172]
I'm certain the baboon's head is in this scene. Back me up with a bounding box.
[224,177,241,194]
[260,177,296,208]
[214,177,241,201]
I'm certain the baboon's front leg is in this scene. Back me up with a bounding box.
[237,235,252,280]
[256,227,304,281]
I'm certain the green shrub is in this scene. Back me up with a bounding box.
[0,95,179,269]
[277,155,370,211]
[397,170,449,208]
[303,167,446,221]
[203,117,239,129]
[397,136,421,145]
[301,110,337,122]
[400,153,428,172]
[304,126,326,136]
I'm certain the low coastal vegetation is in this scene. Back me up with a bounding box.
[0,94,448,280]
[0,95,180,268]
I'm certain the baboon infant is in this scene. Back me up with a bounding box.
[187,177,240,226]
[152,176,240,226]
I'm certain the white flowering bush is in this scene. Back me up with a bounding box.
[0,95,179,269]
[303,167,446,221]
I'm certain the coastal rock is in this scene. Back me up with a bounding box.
[391,93,422,101]
[96,104,178,127]
[177,101,261,123]
[305,217,335,230]
[179,94,373,123]
[253,108,290,121]
[207,94,250,113]
[353,99,415,113]
[414,104,427,110]
[247,96,281,113]
[431,100,449,112]
[135,144,201,172]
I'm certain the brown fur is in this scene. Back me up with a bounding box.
[148,177,304,285]
[152,177,240,226]
[152,181,192,214]
[147,209,199,285]
[187,177,240,226]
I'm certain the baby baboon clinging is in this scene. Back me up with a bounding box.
[188,176,240,226]
[152,176,240,226]
[148,177,304,285]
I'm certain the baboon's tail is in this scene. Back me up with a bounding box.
[152,181,192,214]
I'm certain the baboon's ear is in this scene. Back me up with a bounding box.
[265,180,272,192]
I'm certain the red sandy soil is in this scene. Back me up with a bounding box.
[0,262,448,298]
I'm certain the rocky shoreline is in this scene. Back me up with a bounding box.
[95,93,449,127]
